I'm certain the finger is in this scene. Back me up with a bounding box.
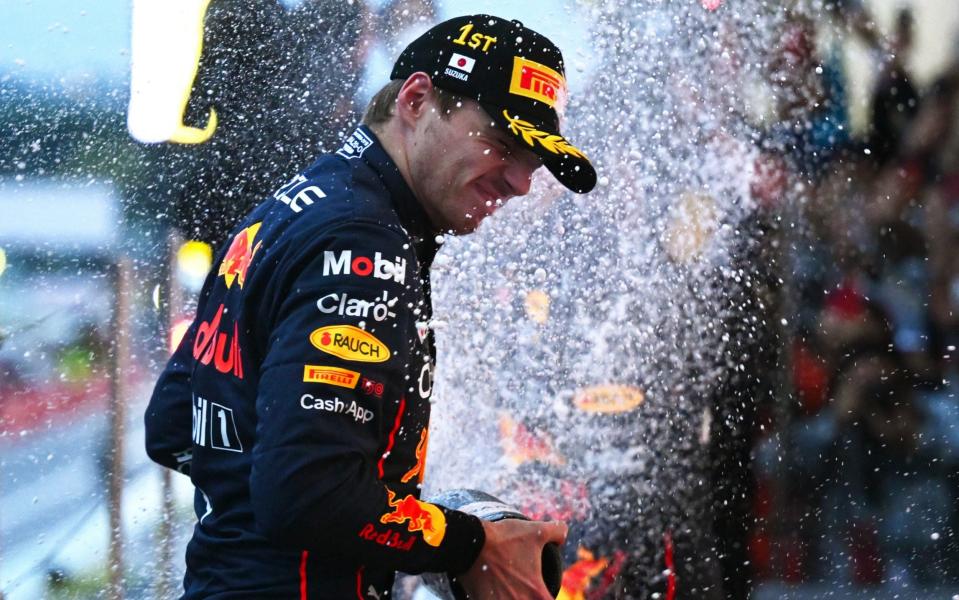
[538,520,568,545]
[535,579,557,600]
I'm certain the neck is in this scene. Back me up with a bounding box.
[370,119,441,232]
[370,121,415,196]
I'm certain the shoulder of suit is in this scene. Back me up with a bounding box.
[253,154,411,268]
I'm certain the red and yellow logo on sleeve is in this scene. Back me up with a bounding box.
[380,488,447,547]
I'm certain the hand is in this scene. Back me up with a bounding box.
[458,519,567,600]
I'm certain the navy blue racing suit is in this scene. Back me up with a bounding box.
[145,126,486,599]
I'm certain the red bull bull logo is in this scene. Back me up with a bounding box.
[379,488,446,547]
[218,222,262,289]
[400,428,428,484]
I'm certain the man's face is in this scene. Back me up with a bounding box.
[407,97,543,234]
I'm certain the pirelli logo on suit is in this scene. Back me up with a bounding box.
[303,365,361,388]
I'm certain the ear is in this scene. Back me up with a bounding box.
[394,72,434,128]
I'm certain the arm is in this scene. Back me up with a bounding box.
[249,221,484,575]
[460,519,568,600]
[144,318,198,475]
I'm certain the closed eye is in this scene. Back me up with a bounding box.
[481,134,510,155]
[484,131,542,168]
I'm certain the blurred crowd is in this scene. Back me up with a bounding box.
[751,4,959,589]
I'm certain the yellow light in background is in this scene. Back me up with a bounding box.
[524,289,550,324]
[177,240,213,273]
[176,240,213,292]
[572,384,646,414]
[169,318,192,354]
[663,191,719,264]
[0,247,6,278]
[128,0,216,144]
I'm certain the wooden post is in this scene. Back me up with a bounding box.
[154,230,184,599]
[107,257,133,600]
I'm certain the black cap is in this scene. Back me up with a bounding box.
[391,14,596,194]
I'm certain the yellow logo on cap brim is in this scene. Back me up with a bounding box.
[502,110,588,161]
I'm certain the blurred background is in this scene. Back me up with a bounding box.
[0,0,958,599]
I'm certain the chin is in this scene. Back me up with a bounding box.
[449,205,494,235]
[451,220,481,235]
[451,212,489,235]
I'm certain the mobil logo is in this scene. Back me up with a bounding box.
[309,325,389,363]
[193,303,243,379]
[322,250,406,285]
[316,290,398,322]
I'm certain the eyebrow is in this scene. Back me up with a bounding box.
[479,123,542,164]
[487,128,526,154]
[498,131,543,164]
[478,126,510,146]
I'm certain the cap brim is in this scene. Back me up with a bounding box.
[482,104,597,194]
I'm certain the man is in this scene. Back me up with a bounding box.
[145,14,595,599]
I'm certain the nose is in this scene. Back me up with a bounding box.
[501,158,537,198]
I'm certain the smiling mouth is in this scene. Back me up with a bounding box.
[474,182,509,207]
[475,185,497,205]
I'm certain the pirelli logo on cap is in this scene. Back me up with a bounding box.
[508,56,566,108]
[303,365,361,388]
